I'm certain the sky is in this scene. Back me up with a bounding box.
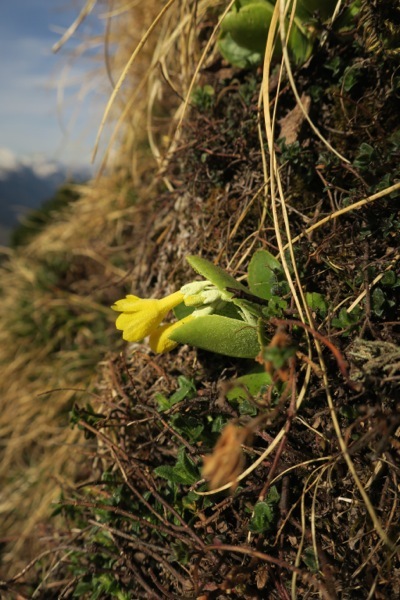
[0,0,106,168]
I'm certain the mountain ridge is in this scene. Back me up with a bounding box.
[0,148,90,245]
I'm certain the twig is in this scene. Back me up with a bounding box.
[204,544,333,599]
[270,318,361,391]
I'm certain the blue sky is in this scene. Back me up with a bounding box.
[0,0,105,167]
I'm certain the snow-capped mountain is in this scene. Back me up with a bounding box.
[0,148,91,245]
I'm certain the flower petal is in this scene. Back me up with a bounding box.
[149,315,194,353]
[112,291,185,344]
[121,311,164,342]
[157,291,185,313]
[148,324,179,353]
[115,312,137,331]
[111,295,142,312]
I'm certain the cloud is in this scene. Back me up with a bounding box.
[0,146,62,178]
[0,148,19,174]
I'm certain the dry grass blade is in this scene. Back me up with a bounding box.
[278,0,349,164]
[262,1,309,325]
[173,0,236,134]
[291,464,331,599]
[348,253,400,313]
[262,1,396,553]
[92,0,177,161]
[284,181,400,251]
[52,0,98,53]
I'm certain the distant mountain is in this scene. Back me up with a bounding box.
[0,148,91,245]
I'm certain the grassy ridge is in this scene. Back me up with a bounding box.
[0,0,164,575]
[0,178,123,571]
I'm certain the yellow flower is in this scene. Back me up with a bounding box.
[149,315,194,353]
[111,291,184,342]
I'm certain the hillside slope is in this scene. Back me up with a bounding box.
[1,1,399,598]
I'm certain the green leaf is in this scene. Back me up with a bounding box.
[237,397,258,416]
[153,465,178,482]
[249,486,280,532]
[154,447,199,485]
[218,33,262,69]
[186,255,248,296]
[341,65,361,92]
[353,143,376,170]
[172,541,190,565]
[73,581,93,596]
[170,414,204,442]
[261,295,288,319]
[262,345,297,369]
[249,487,280,533]
[191,85,215,110]
[215,301,245,320]
[381,270,397,287]
[305,291,327,316]
[173,301,195,320]
[155,376,197,411]
[227,370,272,415]
[169,314,261,358]
[267,484,280,504]
[371,287,386,317]
[325,55,341,77]
[297,0,337,21]
[248,249,283,300]
[287,22,314,65]
[155,393,172,412]
[170,376,197,403]
[303,546,319,572]
[220,2,275,55]
[332,308,361,335]
[249,501,273,532]
[227,371,272,403]
[211,415,227,433]
[218,0,318,68]
[175,448,200,484]
[181,493,198,513]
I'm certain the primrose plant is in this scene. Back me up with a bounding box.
[218,0,359,68]
[112,250,290,358]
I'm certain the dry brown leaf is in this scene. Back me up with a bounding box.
[202,423,249,491]
[278,93,311,145]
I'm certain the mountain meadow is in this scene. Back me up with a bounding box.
[1,1,399,598]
